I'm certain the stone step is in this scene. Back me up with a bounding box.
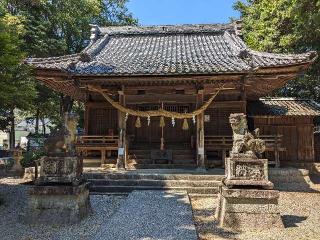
[128,159,196,165]
[89,185,219,194]
[89,192,129,196]
[88,179,221,188]
[84,172,224,181]
[128,163,197,169]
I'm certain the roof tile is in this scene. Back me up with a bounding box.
[26,23,317,76]
[248,98,320,116]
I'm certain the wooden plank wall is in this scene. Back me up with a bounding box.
[253,116,315,164]
[86,103,118,135]
[204,101,246,135]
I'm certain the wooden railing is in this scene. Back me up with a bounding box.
[76,135,119,165]
[77,135,119,146]
[204,135,286,167]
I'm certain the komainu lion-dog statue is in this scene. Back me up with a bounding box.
[229,113,265,158]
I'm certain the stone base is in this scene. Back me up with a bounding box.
[223,179,274,189]
[8,168,24,177]
[22,183,91,225]
[35,156,82,185]
[225,157,274,189]
[215,187,284,230]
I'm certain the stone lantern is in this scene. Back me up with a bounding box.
[11,146,24,174]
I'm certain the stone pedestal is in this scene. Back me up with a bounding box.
[215,187,283,230]
[35,156,82,185]
[23,183,91,225]
[224,157,274,189]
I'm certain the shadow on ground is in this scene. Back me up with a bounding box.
[281,215,308,228]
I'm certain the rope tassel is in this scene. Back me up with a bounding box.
[135,117,141,128]
[182,118,189,130]
[159,116,165,127]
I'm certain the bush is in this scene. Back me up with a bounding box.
[4,158,14,169]
[21,149,45,168]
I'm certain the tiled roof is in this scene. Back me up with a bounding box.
[248,98,320,116]
[26,23,317,76]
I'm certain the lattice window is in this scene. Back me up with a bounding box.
[138,105,189,113]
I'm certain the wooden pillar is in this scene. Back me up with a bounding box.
[116,90,126,169]
[101,150,106,165]
[196,89,205,169]
[241,76,247,114]
[84,103,90,135]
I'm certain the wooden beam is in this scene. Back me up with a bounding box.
[125,94,197,104]
[84,103,90,135]
[196,89,205,169]
[116,89,126,169]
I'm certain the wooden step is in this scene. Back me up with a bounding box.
[173,154,196,160]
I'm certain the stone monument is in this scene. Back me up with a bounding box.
[10,146,24,176]
[23,113,91,225]
[215,113,283,230]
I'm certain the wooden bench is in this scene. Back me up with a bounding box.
[76,135,119,165]
[204,135,286,167]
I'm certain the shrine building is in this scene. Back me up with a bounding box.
[26,22,320,169]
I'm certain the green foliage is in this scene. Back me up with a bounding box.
[21,148,45,168]
[0,0,136,133]
[3,0,137,57]
[234,0,320,101]
[0,9,36,131]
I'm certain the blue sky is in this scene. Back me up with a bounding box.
[127,0,240,25]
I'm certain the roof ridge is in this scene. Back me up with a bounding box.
[96,23,237,37]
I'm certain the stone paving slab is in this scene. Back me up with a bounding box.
[93,191,198,240]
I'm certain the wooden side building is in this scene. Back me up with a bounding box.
[26,23,319,169]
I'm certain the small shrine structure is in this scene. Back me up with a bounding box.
[26,22,319,169]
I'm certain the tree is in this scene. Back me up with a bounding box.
[1,0,137,133]
[0,8,36,147]
[234,0,320,101]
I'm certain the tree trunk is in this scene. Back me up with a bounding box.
[60,94,74,117]
[9,109,15,149]
[41,118,46,135]
[35,108,40,134]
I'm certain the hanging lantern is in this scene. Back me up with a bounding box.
[159,116,165,127]
[147,115,150,126]
[182,118,189,130]
[171,117,175,127]
[135,116,141,128]
[125,112,129,122]
[192,115,196,125]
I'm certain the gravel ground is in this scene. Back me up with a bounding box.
[1,177,320,240]
[0,177,126,240]
[190,191,320,240]
[93,191,198,240]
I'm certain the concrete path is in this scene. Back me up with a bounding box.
[93,191,198,240]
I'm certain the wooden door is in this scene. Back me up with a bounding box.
[88,107,118,135]
[134,104,193,144]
